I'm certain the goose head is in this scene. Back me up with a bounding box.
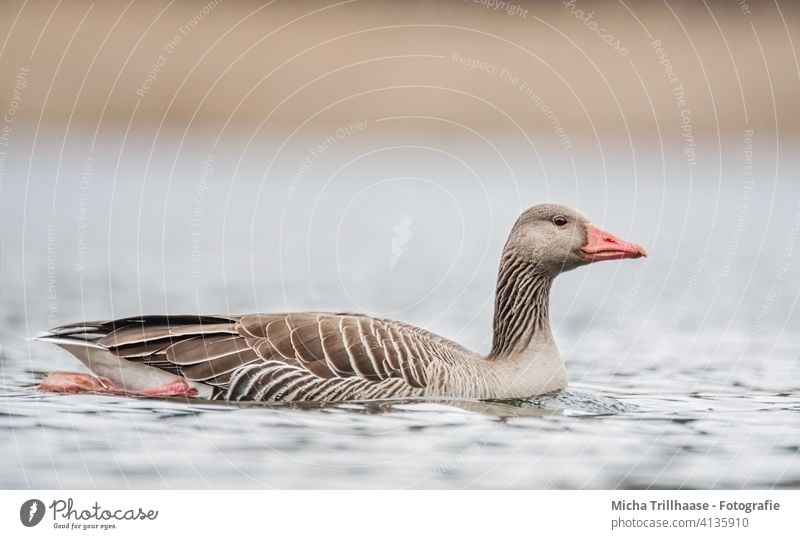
[503,203,646,276]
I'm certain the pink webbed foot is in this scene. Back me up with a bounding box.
[39,372,118,394]
[136,378,197,397]
[38,372,197,398]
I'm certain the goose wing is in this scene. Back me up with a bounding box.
[91,313,469,401]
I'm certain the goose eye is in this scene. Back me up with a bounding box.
[552,215,568,227]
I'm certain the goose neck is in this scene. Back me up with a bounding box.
[489,252,554,359]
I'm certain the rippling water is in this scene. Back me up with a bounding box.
[1,134,798,488]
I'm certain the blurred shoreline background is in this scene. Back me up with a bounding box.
[0,0,797,137]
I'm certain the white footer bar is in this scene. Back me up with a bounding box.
[1,490,795,538]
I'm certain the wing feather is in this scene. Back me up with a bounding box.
[100,323,237,347]
[264,318,296,360]
[180,349,261,381]
[165,335,252,365]
[341,320,382,381]
[288,314,326,363]
[319,321,356,377]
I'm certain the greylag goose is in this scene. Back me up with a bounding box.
[35,204,645,402]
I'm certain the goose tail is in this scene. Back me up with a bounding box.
[30,321,109,349]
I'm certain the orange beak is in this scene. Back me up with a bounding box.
[581,223,647,262]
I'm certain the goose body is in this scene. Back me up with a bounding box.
[35,204,645,402]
